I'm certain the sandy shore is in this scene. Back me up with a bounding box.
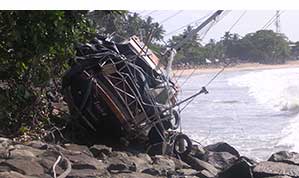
[173,60,299,77]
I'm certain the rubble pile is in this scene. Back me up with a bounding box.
[0,137,298,178]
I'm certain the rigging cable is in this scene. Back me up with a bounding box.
[164,11,214,37]
[261,11,285,30]
[144,10,157,17]
[178,13,225,87]
[227,11,247,32]
[159,10,184,24]
[179,63,228,112]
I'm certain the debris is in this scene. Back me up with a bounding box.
[62,35,188,155]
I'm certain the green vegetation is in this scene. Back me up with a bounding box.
[169,29,294,67]
[0,11,96,138]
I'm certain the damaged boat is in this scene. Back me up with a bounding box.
[62,10,224,156]
[62,35,186,155]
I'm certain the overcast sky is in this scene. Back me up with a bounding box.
[134,10,299,44]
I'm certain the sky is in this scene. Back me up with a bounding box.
[134,10,299,44]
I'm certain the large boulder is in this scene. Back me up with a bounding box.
[203,151,238,170]
[0,158,44,176]
[204,142,240,157]
[9,145,44,158]
[268,151,299,165]
[218,157,254,178]
[253,161,299,178]
[182,155,219,177]
[66,152,106,170]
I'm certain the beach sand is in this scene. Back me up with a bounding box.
[173,60,299,77]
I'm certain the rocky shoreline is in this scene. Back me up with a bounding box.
[0,137,298,178]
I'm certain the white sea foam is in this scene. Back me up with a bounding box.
[278,114,299,152]
[228,67,299,152]
[228,68,299,112]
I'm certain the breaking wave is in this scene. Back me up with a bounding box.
[228,67,299,152]
[228,68,299,113]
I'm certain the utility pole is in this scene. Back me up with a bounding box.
[275,10,281,33]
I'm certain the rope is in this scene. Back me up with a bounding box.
[53,155,62,178]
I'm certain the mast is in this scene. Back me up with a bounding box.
[165,10,224,79]
[173,10,223,51]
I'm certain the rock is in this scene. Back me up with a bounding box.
[182,155,219,176]
[176,168,198,176]
[142,168,161,176]
[129,155,152,172]
[152,155,176,172]
[0,137,12,148]
[197,169,217,178]
[66,152,106,170]
[169,156,190,169]
[90,144,112,158]
[0,171,27,178]
[268,151,299,165]
[63,143,93,157]
[1,158,44,176]
[137,153,152,164]
[67,168,111,178]
[10,149,36,158]
[204,142,240,157]
[203,151,238,170]
[191,144,206,159]
[253,161,299,177]
[37,150,64,174]
[111,172,159,178]
[264,176,292,178]
[0,159,11,172]
[0,148,10,159]
[218,157,254,178]
[26,140,48,150]
[12,145,45,157]
[106,151,136,173]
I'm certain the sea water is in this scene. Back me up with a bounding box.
[177,67,299,161]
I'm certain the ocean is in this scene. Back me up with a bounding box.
[177,67,299,161]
